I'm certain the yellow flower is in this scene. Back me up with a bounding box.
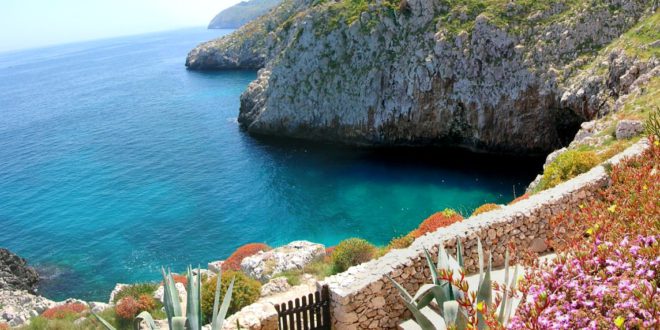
[608,204,617,213]
[476,301,484,312]
[643,184,648,190]
[614,316,625,328]
[586,228,594,236]
[579,204,585,209]
[654,140,659,147]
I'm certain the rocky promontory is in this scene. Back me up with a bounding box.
[0,249,39,294]
[187,0,658,153]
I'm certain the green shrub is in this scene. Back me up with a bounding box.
[331,238,377,273]
[645,107,660,138]
[112,282,159,304]
[201,271,261,321]
[535,150,600,191]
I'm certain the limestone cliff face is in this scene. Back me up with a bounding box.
[189,0,656,153]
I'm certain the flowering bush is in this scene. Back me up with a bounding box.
[41,303,87,320]
[115,297,140,320]
[510,235,659,329]
[413,208,463,238]
[471,203,501,216]
[223,243,271,271]
[513,138,660,328]
[0,323,8,330]
[549,139,659,250]
[115,294,158,320]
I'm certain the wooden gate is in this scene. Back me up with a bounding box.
[274,285,331,330]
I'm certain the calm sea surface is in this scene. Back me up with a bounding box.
[0,28,542,301]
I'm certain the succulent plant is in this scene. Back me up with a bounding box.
[388,237,518,330]
[92,266,234,330]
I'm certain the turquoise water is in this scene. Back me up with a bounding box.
[0,28,542,301]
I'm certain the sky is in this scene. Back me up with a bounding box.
[0,0,243,52]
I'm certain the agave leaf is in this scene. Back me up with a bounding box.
[134,311,158,330]
[503,265,520,325]
[498,250,510,324]
[413,284,451,310]
[197,265,202,327]
[211,270,223,327]
[403,300,438,330]
[437,244,449,271]
[386,275,413,303]
[476,253,493,330]
[162,268,182,329]
[477,238,484,285]
[456,308,469,330]
[455,237,464,268]
[214,277,235,329]
[171,316,187,330]
[443,301,459,327]
[424,248,439,285]
[186,266,200,330]
[91,311,117,330]
[477,253,493,305]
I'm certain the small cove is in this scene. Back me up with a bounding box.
[0,27,542,301]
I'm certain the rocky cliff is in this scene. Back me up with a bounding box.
[208,0,281,29]
[0,249,39,294]
[187,0,658,153]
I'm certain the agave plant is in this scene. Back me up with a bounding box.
[92,266,234,330]
[388,237,519,330]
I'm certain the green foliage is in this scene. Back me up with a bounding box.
[112,283,158,304]
[534,149,600,192]
[645,107,660,138]
[201,271,261,321]
[331,238,377,272]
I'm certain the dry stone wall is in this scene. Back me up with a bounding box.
[320,140,649,330]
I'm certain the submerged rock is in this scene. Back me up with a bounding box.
[0,249,39,293]
[241,241,325,281]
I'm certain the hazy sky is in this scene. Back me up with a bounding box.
[0,0,242,52]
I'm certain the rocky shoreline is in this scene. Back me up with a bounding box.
[0,241,327,328]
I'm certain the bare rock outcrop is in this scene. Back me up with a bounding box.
[0,249,39,294]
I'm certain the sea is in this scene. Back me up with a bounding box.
[0,27,542,301]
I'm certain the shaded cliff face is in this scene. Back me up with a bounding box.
[189,0,656,153]
[208,0,281,29]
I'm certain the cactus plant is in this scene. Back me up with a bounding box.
[92,266,234,330]
[388,237,518,330]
